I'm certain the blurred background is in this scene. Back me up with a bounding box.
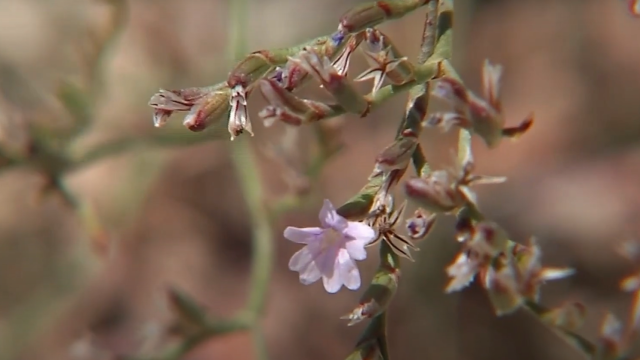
[0,0,639,359]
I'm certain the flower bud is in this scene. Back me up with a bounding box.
[404,171,461,213]
[405,209,436,240]
[148,86,230,132]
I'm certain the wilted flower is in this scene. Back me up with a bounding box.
[228,85,253,140]
[424,59,533,148]
[285,199,376,293]
[148,85,230,131]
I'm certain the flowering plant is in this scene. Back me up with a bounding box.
[1,0,639,360]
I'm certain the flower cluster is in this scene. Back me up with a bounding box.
[425,59,533,149]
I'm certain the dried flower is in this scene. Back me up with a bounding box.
[285,199,376,293]
[425,59,533,148]
[482,238,575,315]
[366,200,421,261]
[445,221,509,293]
[331,32,362,77]
[148,86,230,131]
[288,48,369,116]
[228,85,253,140]
[258,77,333,127]
[355,28,414,95]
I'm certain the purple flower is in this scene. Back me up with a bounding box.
[284,199,376,293]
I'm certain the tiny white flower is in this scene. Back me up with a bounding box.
[284,199,376,293]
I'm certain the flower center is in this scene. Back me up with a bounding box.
[321,228,343,250]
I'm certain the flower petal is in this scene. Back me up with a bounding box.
[319,199,348,230]
[289,243,324,286]
[284,226,323,244]
[299,260,323,285]
[316,243,339,277]
[288,245,315,272]
[345,238,368,261]
[322,267,344,293]
[344,221,376,244]
[337,249,361,290]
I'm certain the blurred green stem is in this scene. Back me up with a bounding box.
[227,2,273,360]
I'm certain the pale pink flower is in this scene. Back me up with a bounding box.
[285,199,376,293]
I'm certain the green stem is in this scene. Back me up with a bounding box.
[227,1,273,360]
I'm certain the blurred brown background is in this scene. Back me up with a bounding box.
[0,0,639,359]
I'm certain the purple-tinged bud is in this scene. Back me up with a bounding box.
[405,209,436,240]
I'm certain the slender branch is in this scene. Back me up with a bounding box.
[227,0,273,320]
